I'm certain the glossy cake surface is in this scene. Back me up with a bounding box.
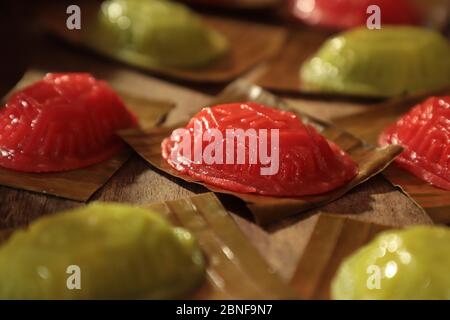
[300,27,450,97]
[332,226,450,300]
[0,203,205,299]
[0,73,137,173]
[162,102,358,197]
[379,96,450,190]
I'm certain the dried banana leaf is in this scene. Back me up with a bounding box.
[40,1,287,83]
[290,214,390,299]
[120,79,402,226]
[256,30,332,95]
[147,193,296,299]
[0,70,173,201]
[334,89,450,224]
[256,26,450,98]
[0,194,295,299]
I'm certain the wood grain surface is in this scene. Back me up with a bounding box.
[0,5,438,299]
[0,41,432,281]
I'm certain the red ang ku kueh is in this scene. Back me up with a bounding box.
[379,96,450,191]
[0,73,138,173]
[289,0,420,30]
[162,102,358,197]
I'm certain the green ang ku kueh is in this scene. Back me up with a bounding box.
[332,226,450,300]
[86,0,229,69]
[0,203,205,299]
[300,26,450,98]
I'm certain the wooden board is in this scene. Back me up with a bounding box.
[41,1,287,83]
[0,70,173,201]
[0,28,435,300]
[334,91,450,224]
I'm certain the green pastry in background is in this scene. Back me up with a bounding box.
[332,226,450,300]
[300,27,450,98]
[0,203,205,299]
[86,0,228,69]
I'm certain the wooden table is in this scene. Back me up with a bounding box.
[0,3,434,293]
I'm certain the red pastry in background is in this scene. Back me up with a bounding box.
[379,97,450,190]
[183,0,278,8]
[183,0,231,5]
[0,73,137,173]
[288,0,420,30]
[162,102,358,197]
